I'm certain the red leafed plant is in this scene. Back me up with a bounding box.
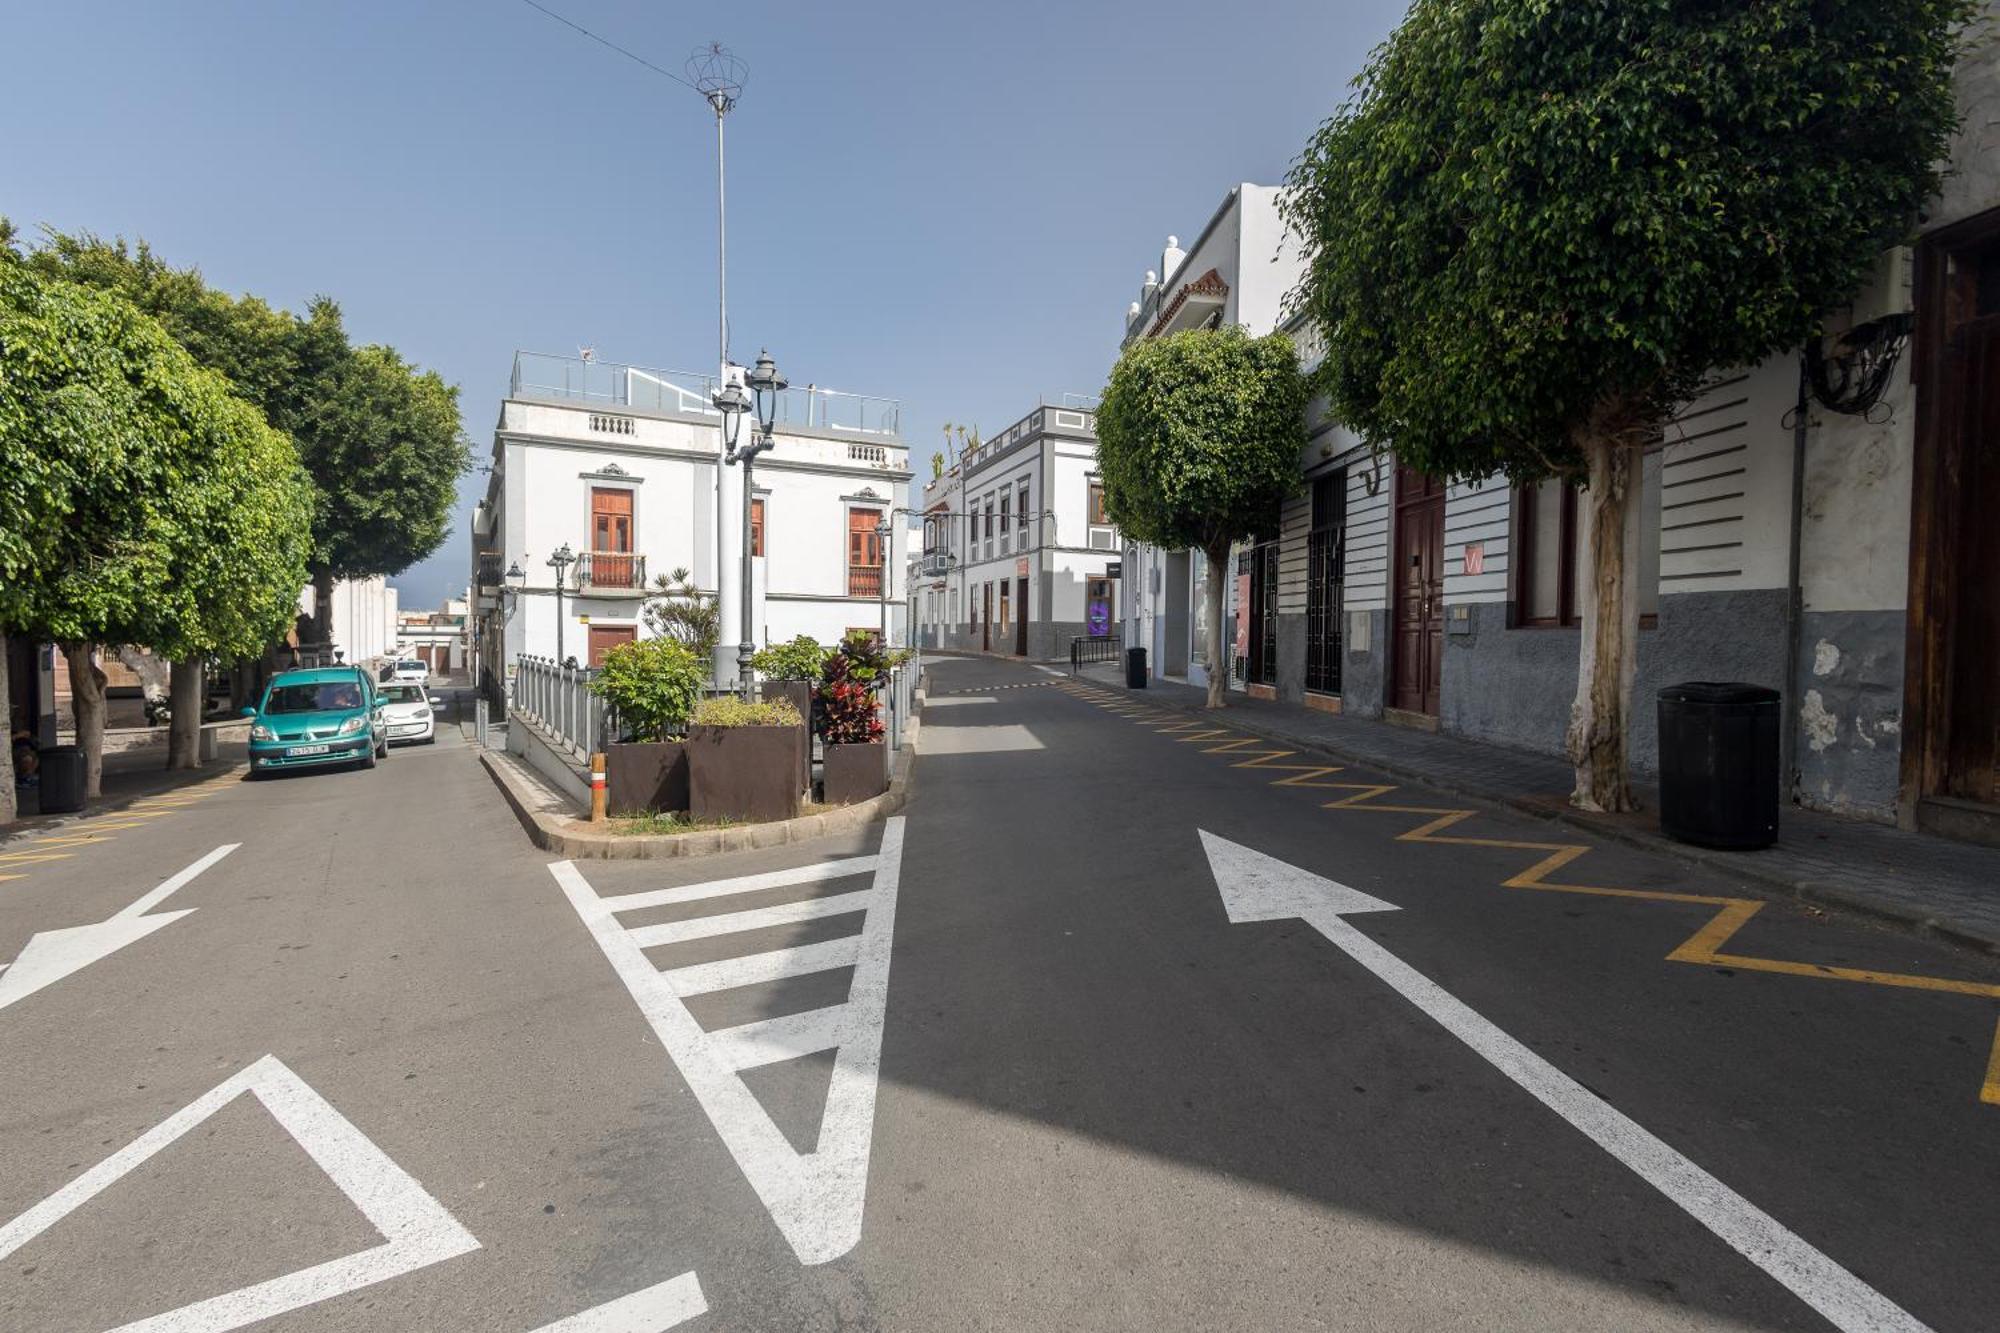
[815,637,887,744]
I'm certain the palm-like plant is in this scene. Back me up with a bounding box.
[642,566,719,658]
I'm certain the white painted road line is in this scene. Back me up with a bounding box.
[527,1271,707,1332]
[923,696,997,707]
[662,935,863,998]
[705,1005,846,1072]
[0,1054,479,1333]
[0,843,238,1015]
[1199,830,1933,1333]
[918,724,1045,754]
[551,816,907,1266]
[592,856,879,917]
[627,889,875,949]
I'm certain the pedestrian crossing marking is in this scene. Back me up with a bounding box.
[550,817,907,1265]
[1055,678,2000,1103]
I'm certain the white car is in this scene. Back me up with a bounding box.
[378,682,439,745]
[387,657,430,684]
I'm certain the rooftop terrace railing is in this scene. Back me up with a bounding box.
[510,351,902,439]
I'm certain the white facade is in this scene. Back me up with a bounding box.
[472,353,909,688]
[1117,184,1306,689]
[915,402,1117,659]
[299,576,397,666]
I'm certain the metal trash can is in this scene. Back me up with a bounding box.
[37,744,86,815]
[1125,646,1148,689]
[1656,682,1779,849]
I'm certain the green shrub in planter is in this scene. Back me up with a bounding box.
[589,638,707,741]
[750,635,828,683]
[687,694,806,823]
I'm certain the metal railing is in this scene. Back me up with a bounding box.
[510,351,903,438]
[574,551,647,591]
[883,658,917,753]
[1070,632,1124,672]
[848,566,885,598]
[511,656,609,761]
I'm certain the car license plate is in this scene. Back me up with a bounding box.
[285,744,331,757]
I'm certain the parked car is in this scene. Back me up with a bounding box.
[243,667,388,774]
[379,682,440,745]
[388,657,430,683]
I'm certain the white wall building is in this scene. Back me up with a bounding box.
[299,576,397,667]
[915,401,1117,659]
[471,352,909,691]
[1117,184,1306,690]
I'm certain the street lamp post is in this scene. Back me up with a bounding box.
[546,544,576,667]
[716,349,785,700]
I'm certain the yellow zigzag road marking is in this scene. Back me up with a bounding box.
[1072,687,2000,1101]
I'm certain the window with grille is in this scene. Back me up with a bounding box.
[1305,471,1346,695]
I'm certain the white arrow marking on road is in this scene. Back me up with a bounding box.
[0,1054,479,1332]
[527,1272,707,1332]
[0,843,238,1014]
[551,819,905,1266]
[1198,829,1933,1333]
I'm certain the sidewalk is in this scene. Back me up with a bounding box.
[4,741,248,838]
[1074,664,2000,954]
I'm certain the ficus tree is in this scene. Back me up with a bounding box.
[1282,0,1969,810]
[1094,326,1306,708]
[20,228,469,651]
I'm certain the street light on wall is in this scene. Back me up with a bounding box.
[717,348,785,700]
[546,544,577,667]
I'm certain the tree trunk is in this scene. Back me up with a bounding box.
[1202,541,1232,709]
[312,567,337,654]
[0,630,16,825]
[1566,428,1641,813]
[166,660,204,771]
[60,641,107,798]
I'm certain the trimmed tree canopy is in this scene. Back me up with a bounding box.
[1094,326,1306,553]
[1096,325,1306,707]
[1281,0,1969,479]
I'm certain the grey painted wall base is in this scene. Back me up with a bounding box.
[1343,611,1388,718]
[1274,614,1307,704]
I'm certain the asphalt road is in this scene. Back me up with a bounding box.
[1,654,1995,1331]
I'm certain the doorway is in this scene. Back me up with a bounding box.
[590,487,635,588]
[1391,466,1445,717]
[1015,576,1029,657]
[1162,551,1191,677]
[1906,210,2000,839]
[981,583,992,652]
[587,624,636,667]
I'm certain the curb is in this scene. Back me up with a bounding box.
[481,741,915,862]
[1080,671,2000,957]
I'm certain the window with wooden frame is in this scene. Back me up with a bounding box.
[847,508,884,597]
[1088,481,1109,526]
[750,497,765,558]
[1512,455,1662,627]
[999,489,1011,541]
[1016,479,1031,550]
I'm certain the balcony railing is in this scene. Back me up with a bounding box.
[474,551,503,589]
[510,351,902,438]
[848,565,884,599]
[574,551,647,591]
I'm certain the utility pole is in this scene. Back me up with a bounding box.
[692,45,747,691]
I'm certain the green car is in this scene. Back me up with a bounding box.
[244,667,389,774]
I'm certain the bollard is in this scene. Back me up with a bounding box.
[589,751,608,822]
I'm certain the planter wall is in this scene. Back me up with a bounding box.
[688,723,805,823]
[607,740,689,815]
[823,741,888,805]
[761,679,814,795]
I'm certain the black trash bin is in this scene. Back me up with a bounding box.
[37,744,86,815]
[1125,646,1148,689]
[1656,682,1779,849]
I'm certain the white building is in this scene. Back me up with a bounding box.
[914,401,1118,659]
[471,351,909,690]
[299,576,398,667]
[1117,184,1306,690]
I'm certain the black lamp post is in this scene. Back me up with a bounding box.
[716,348,785,700]
[546,543,576,666]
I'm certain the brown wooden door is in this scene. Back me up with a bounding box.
[591,488,634,587]
[1392,468,1446,715]
[1944,317,2000,803]
[587,624,636,667]
[1015,577,1029,656]
[848,509,883,597]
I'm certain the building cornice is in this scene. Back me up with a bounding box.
[495,430,911,484]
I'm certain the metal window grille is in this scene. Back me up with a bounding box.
[1305,471,1346,695]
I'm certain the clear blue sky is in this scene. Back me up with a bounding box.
[2,0,1409,608]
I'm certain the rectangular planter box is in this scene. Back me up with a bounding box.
[606,741,688,815]
[687,723,805,824]
[761,679,814,795]
[822,741,887,805]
